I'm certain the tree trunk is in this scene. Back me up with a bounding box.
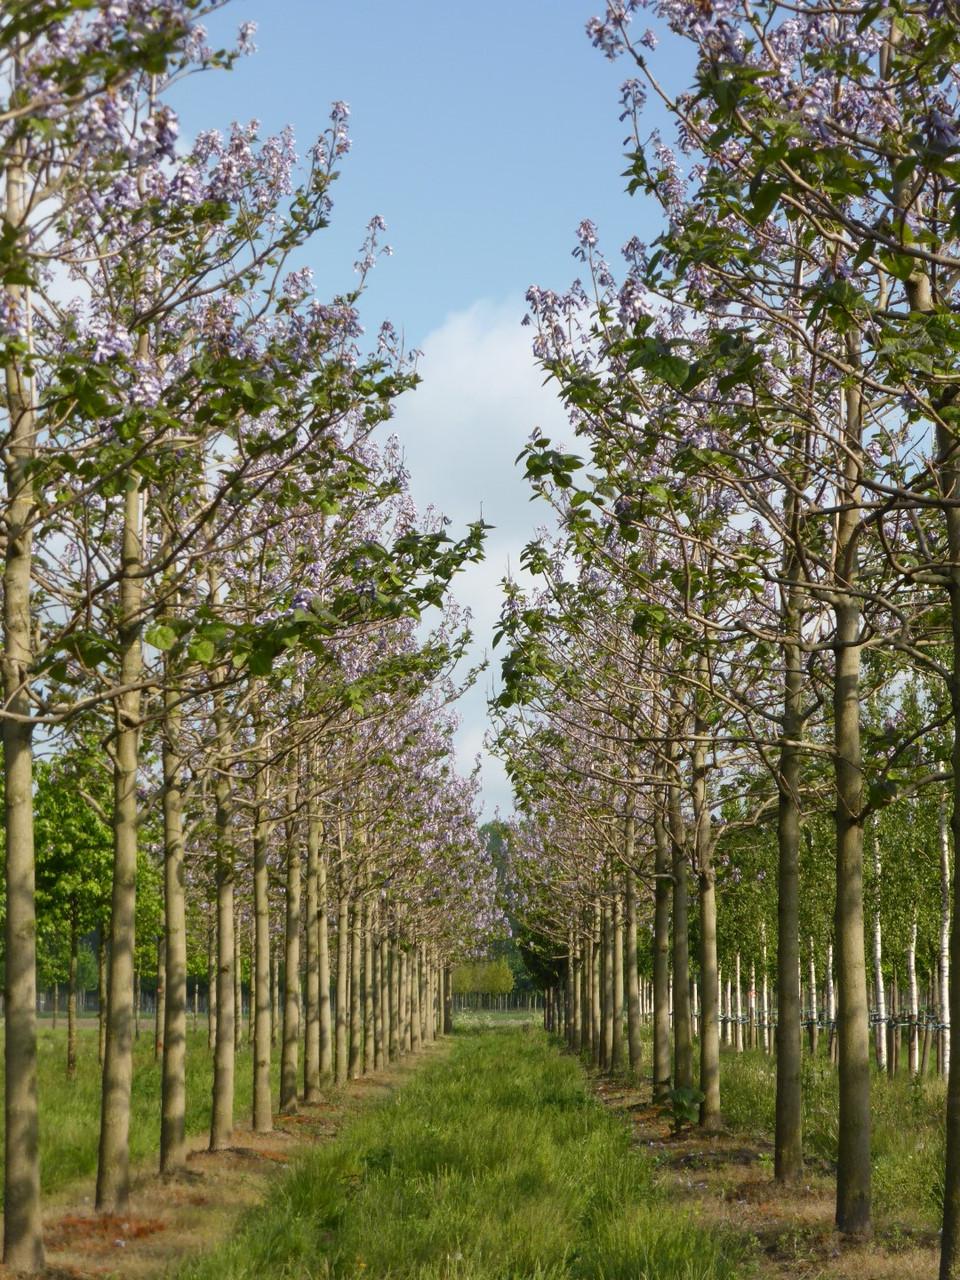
[833,348,871,1236]
[318,850,332,1079]
[625,868,641,1069]
[348,901,362,1078]
[669,766,693,1091]
[160,673,188,1173]
[373,930,385,1068]
[2,131,44,1273]
[209,736,236,1151]
[872,838,887,1072]
[207,922,216,1052]
[67,919,78,1080]
[693,670,720,1130]
[941,794,952,1080]
[252,753,272,1132]
[304,795,321,1102]
[908,915,920,1076]
[233,896,242,1055]
[280,782,301,1113]
[411,947,422,1054]
[96,474,144,1214]
[612,889,625,1071]
[601,900,614,1071]
[653,798,672,1101]
[336,894,349,1082]
[155,934,166,1062]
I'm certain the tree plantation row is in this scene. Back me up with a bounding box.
[489,3,960,1280]
[0,3,501,1274]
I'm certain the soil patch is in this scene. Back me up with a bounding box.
[592,1070,939,1279]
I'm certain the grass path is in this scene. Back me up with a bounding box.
[177,1025,745,1280]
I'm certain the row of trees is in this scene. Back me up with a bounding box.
[492,2,960,1277]
[0,3,497,1271]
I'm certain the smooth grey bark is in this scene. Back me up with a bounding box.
[67,919,78,1080]
[280,778,301,1113]
[692,662,720,1130]
[612,890,625,1071]
[833,339,871,1238]
[160,669,188,1173]
[653,794,672,1101]
[336,893,349,1083]
[668,753,693,1092]
[348,901,362,1077]
[207,924,216,1050]
[318,848,332,1079]
[209,691,236,1151]
[252,751,272,1131]
[775,573,804,1180]
[625,865,642,1071]
[155,934,166,1061]
[304,795,322,1102]
[940,795,952,1079]
[2,133,43,1263]
[96,474,144,1212]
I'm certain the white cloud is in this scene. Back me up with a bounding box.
[386,297,570,817]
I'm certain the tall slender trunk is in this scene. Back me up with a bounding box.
[160,665,188,1172]
[304,792,321,1102]
[380,936,391,1062]
[941,794,952,1080]
[625,865,641,1070]
[2,126,44,1273]
[363,915,374,1071]
[612,889,625,1071]
[67,918,78,1080]
[96,472,144,1213]
[280,776,301,1113]
[652,794,672,1100]
[252,749,272,1132]
[336,892,349,1082]
[872,838,887,1072]
[908,914,920,1077]
[233,898,242,1054]
[155,935,166,1061]
[693,663,720,1129]
[411,946,422,1054]
[318,848,332,1079]
[349,901,363,1077]
[207,921,216,1051]
[98,941,110,1061]
[601,900,614,1070]
[668,753,693,1091]
[209,696,236,1150]
[833,338,870,1237]
[808,943,819,1058]
[374,929,385,1068]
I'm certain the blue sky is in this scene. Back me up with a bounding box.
[174,2,681,815]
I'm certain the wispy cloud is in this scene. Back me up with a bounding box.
[386,297,570,816]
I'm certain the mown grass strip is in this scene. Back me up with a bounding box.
[177,1025,746,1279]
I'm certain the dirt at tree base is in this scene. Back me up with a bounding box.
[0,1043,447,1280]
[592,1075,938,1279]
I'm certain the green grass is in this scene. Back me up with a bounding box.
[0,1023,278,1197]
[720,1046,946,1226]
[177,1026,747,1280]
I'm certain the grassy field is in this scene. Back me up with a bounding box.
[176,1024,746,1280]
[1,1024,278,1198]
